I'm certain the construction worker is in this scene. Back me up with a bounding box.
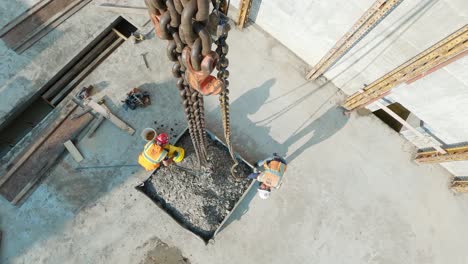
[138,133,185,171]
[248,153,287,199]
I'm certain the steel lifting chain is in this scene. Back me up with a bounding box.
[146,0,238,174]
[214,9,239,177]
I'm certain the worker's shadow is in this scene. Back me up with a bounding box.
[211,78,349,231]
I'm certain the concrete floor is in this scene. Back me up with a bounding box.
[2,3,468,264]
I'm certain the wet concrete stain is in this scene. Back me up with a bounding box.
[139,237,190,264]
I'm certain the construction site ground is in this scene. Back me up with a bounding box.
[1,2,468,264]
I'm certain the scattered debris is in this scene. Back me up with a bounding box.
[63,140,84,162]
[123,88,151,110]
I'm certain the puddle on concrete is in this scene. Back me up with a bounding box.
[139,237,190,264]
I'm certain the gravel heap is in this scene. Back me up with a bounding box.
[144,132,252,238]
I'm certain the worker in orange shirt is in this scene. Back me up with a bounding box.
[138,133,185,171]
[248,153,287,199]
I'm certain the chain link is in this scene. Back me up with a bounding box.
[147,0,236,174]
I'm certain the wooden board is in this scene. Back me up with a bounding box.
[0,0,54,37]
[415,145,468,164]
[451,180,468,193]
[84,99,135,135]
[236,0,253,30]
[343,25,468,110]
[15,0,92,54]
[0,100,77,187]
[64,140,84,162]
[1,0,78,48]
[0,107,93,205]
[306,0,403,80]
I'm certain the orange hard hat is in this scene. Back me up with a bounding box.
[155,133,169,145]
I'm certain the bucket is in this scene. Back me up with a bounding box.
[141,128,157,141]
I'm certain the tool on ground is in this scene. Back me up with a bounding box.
[122,87,151,110]
[146,0,238,177]
[131,32,145,44]
[140,52,150,69]
[77,85,94,100]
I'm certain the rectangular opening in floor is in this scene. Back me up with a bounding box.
[0,16,137,158]
[136,129,255,243]
[373,102,411,132]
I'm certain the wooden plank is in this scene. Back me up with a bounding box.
[0,107,93,205]
[415,145,468,164]
[86,115,105,138]
[451,179,468,193]
[236,0,253,30]
[15,0,92,54]
[0,0,54,37]
[343,25,468,110]
[64,140,84,162]
[405,49,468,84]
[84,99,135,135]
[112,28,128,40]
[97,3,148,15]
[42,30,118,102]
[2,0,78,48]
[306,0,403,80]
[0,100,77,187]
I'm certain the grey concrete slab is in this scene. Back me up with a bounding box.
[1,4,468,264]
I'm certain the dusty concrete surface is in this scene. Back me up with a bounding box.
[1,2,468,264]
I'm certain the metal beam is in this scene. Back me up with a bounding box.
[236,0,253,30]
[306,0,404,80]
[343,25,468,110]
[415,145,468,164]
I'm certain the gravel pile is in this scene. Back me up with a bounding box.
[143,132,252,239]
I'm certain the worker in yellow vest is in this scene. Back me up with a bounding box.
[138,133,185,171]
[247,153,287,199]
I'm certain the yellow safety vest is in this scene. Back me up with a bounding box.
[258,160,287,188]
[138,142,168,171]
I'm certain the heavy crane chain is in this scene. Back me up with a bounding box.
[146,0,216,165]
[214,6,239,178]
[147,0,236,172]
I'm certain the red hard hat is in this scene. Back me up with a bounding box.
[155,133,169,145]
